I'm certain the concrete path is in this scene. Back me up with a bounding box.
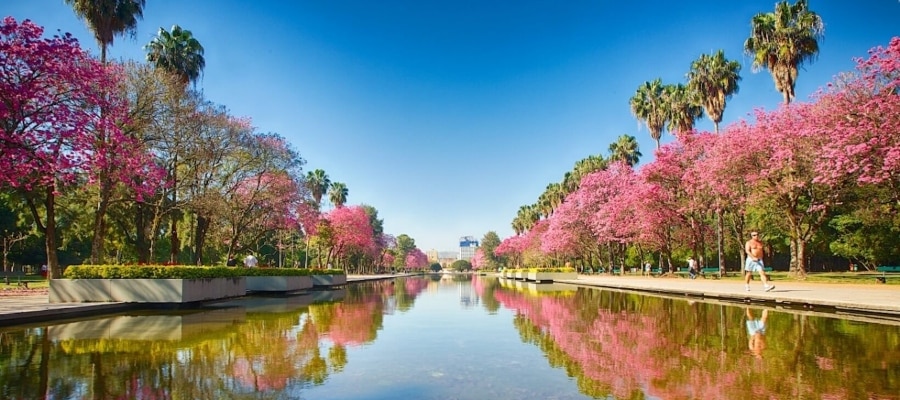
[554,274,900,318]
[0,274,897,327]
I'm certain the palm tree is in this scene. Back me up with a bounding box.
[663,84,704,135]
[66,0,146,63]
[145,25,205,263]
[630,78,669,150]
[512,204,540,234]
[687,50,742,133]
[145,25,206,88]
[744,0,824,104]
[608,135,642,167]
[305,169,331,207]
[328,182,348,208]
[66,0,146,265]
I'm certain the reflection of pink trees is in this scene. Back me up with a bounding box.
[492,287,762,399]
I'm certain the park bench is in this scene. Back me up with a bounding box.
[1,270,27,287]
[675,267,695,278]
[700,267,722,279]
[875,266,900,283]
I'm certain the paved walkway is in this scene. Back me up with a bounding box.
[555,274,900,318]
[0,274,897,327]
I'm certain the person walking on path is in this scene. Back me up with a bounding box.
[744,231,774,292]
[687,257,698,279]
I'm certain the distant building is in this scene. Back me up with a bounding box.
[438,252,457,268]
[459,236,479,261]
[426,249,439,261]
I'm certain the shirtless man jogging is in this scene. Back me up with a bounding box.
[744,231,774,292]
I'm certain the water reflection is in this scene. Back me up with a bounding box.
[482,276,900,399]
[0,276,897,399]
[0,279,429,399]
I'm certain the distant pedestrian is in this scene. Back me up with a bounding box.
[744,231,774,292]
[687,257,698,279]
[243,254,258,268]
[40,264,48,278]
[644,262,651,276]
[226,257,237,267]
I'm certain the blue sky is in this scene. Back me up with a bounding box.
[4,1,898,252]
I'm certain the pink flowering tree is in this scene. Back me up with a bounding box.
[0,18,159,277]
[405,248,428,270]
[471,248,486,270]
[495,234,529,268]
[323,205,375,270]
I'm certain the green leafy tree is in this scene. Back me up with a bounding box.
[429,262,442,272]
[392,234,416,269]
[450,259,472,272]
[744,0,824,104]
[480,231,502,270]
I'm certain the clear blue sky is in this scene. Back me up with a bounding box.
[4,1,898,252]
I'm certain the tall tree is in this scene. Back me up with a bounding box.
[145,25,206,88]
[687,49,742,275]
[328,182,348,208]
[65,0,146,63]
[608,134,642,167]
[630,78,669,149]
[663,83,704,135]
[744,0,824,104]
[145,25,206,263]
[0,18,158,278]
[305,169,331,207]
[687,50,742,133]
[66,0,148,264]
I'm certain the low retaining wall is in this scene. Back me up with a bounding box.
[245,276,313,292]
[311,274,347,287]
[49,278,246,303]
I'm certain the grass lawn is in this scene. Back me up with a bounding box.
[1,274,49,290]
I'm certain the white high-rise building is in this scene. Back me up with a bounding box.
[458,236,479,261]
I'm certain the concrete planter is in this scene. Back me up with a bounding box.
[526,271,578,283]
[245,276,312,293]
[514,270,527,280]
[311,274,347,287]
[49,278,245,304]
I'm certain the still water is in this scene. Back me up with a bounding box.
[1,275,898,399]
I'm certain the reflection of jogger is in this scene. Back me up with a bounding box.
[745,308,768,358]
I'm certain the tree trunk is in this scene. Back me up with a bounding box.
[717,208,725,275]
[135,202,150,263]
[89,181,112,265]
[192,215,210,265]
[42,188,60,279]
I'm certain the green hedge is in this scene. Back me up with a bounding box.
[63,265,346,279]
[526,267,577,273]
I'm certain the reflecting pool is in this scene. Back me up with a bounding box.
[1,275,898,399]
